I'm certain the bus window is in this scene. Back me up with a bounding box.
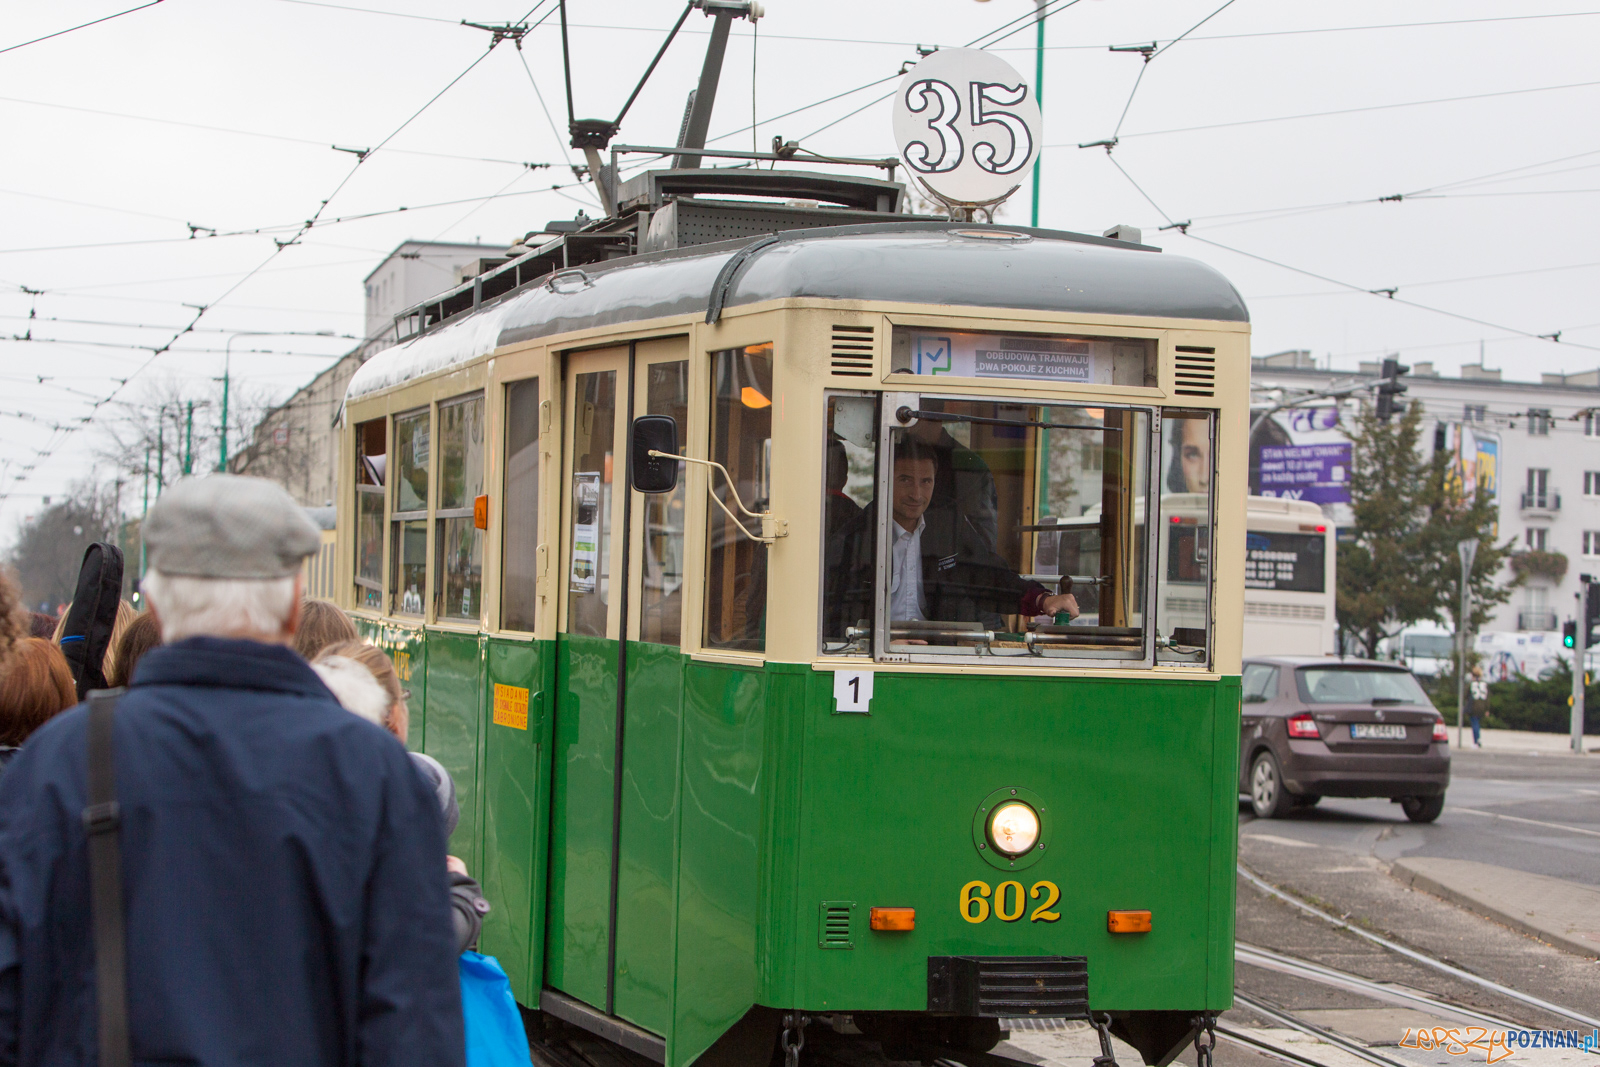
[640,361,688,646]
[392,408,429,615]
[501,378,540,633]
[830,399,1151,662]
[705,344,773,652]
[355,418,385,610]
[820,395,879,652]
[1156,410,1215,665]
[435,392,484,622]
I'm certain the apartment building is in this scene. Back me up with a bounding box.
[1252,351,1600,637]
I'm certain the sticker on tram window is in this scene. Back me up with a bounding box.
[492,684,530,730]
[889,327,1155,387]
[570,471,601,593]
[959,880,1061,924]
[832,670,874,714]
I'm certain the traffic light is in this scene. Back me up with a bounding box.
[1565,620,1577,648]
[1376,356,1409,422]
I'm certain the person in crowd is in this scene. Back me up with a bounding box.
[1469,666,1488,748]
[26,614,55,639]
[830,438,1077,636]
[51,599,135,687]
[0,573,27,677]
[105,611,162,689]
[0,639,77,776]
[312,641,488,954]
[0,475,463,1067]
[294,598,359,660]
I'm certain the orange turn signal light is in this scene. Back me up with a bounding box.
[870,907,916,931]
[1107,910,1152,934]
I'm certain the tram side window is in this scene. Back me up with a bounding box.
[704,344,773,652]
[502,378,540,632]
[1156,410,1215,665]
[820,395,878,652]
[641,361,688,646]
[435,392,484,622]
[355,418,385,610]
[567,370,617,638]
[391,408,429,615]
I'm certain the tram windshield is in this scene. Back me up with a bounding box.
[822,396,1215,664]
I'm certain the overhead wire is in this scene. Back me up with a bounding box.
[1107,0,1240,141]
[0,0,164,57]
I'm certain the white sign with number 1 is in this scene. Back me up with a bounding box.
[833,670,874,714]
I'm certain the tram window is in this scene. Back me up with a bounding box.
[354,418,385,610]
[641,361,688,646]
[391,408,429,615]
[567,370,617,638]
[435,393,485,622]
[828,398,1153,662]
[1156,410,1215,665]
[890,326,1156,388]
[820,395,879,652]
[705,344,773,652]
[502,378,540,633]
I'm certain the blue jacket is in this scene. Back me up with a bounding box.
[0,637,465,1067]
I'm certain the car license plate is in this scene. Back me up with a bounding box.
[1350,723,1407,740]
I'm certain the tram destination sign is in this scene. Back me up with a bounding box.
[892,47,1041,207]
[893,328,1153,385]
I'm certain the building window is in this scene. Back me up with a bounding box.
[1526,527,1548,551]
[1586,412,1600,438]
[1586,531,1600,557]
[1529,408,1553,435]
[1587,471,1600,497]
[1464,404,1486,424]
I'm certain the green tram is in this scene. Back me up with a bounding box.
[336,169,1249,1066]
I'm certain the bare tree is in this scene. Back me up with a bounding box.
[6,480,122,611]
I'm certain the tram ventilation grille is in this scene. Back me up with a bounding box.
[830,324,876,377]
[819,901,855,949]
[1173,345,1216,397]
[927,955,1089,1017]
[1245,601,1326,621]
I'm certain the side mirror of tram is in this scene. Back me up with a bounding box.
[630,415,680,493]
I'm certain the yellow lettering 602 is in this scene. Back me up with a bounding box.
[959,880,1061,923]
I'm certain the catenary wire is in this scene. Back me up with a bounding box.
[0,0,164,57]
[1110,0,1240,140]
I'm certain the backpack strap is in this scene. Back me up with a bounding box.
[82,688,130,1067]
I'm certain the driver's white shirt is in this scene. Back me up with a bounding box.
[890,516,927,622]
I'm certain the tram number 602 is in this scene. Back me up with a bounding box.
[960,880,1061,924]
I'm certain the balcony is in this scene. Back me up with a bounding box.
[1517,610,1559,632]
[1520,491,1561,513]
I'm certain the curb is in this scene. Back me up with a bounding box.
[1390,859,1600,960]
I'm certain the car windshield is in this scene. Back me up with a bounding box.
[1296,667,1431,706]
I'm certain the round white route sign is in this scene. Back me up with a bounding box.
[891,47,1041,206]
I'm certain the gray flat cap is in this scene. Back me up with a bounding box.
[144,475,322,579]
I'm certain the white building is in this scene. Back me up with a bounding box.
[363,240,503,352]
[1252,351,1600,639]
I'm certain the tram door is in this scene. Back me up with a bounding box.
[546,339,689,1035]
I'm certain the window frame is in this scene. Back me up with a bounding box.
[389,405,432,617]
[353,417,387,610]
[817,390,880,658]
[432,390,486,624]
[862,389,1164,669]
[500,375,544,634]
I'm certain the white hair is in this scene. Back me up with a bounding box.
[140,570,297,643]
[310,656,389,726]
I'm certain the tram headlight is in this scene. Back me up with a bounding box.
[988,801,1040,856]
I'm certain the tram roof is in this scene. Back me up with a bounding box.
[347,221,1248,401]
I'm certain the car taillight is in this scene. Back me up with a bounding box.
[1432,719,1448,742]
[1287,713,1321,739]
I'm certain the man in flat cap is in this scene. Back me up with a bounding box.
[0,476,463,1067]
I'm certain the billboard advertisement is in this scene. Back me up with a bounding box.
[1250,405,1352,524]
[1441,423,1500,507]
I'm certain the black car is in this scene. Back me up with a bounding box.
[1240,656,1451,821]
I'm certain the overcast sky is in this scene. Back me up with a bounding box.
[3,0,1598,534]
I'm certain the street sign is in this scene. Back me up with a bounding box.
[892,47,1041,208]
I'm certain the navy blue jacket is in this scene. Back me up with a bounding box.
[0,638,465,1067]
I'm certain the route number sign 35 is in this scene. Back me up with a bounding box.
[891,47,1042,206]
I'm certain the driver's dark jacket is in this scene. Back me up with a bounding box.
[826,501,1048,635]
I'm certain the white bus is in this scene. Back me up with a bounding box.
[1241,495,1337,656]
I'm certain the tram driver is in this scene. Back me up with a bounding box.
[827,438,1078,639]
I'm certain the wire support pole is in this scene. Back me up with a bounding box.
[1031,0,1045,227]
